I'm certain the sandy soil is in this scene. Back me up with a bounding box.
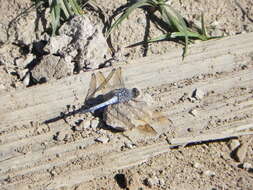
[0,0,253,189]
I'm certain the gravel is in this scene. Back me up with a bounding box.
[192,88,205,100]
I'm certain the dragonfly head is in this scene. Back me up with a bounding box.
[131,88,140,98]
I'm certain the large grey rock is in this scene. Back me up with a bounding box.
[31,55,73,82]
[45,15,109,70]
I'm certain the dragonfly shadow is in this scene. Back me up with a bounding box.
[98,121,125,133]
[43,95,106,125]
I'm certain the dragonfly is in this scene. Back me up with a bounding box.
[82,67,172,141]
[81,68,140,114]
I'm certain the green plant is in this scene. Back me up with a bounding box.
[49,0,87,35]
[35,0,88,35]
[107,0,222,58]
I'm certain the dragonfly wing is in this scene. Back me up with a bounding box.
[111,67,125,89]
[108,67,126,127]
[123,101,157,135]
[103,101,157,144]
[96,68,116,94]
[120,101,157,143]
[85,73,96,101]
[85,68,116,103]
[125,100,172,135]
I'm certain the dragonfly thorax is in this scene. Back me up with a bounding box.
[113,88,140,103]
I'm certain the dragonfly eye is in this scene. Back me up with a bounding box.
[132,88,140,98]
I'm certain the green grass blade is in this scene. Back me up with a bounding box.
[48,0,86,35]
[106,0,156,38]
[161,5,188,33]
[200,12,207,37]
[61,0,71,18]
[50,0,61,35]
[147,33,171,43]
[68,0,84,15]
[161,5,189,58]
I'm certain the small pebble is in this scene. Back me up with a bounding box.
[189,109,198,116]
[179,93,189,102]
[242,162,252,170]
[145,177,159,187]
[203,170,215,177]
[0,84,5,90]
[74,124,83,131]
[95,136,109,144]
[192,88,205,100]
[159,178,165,186]
[193,162,202,169]
[124,141,134,149]
[211,20,220,27]
[90,118,99,130]
[228,139,240,151]
[197,75,204,80]
[142,93,154,106]
[137,17,146,26]
[235,143,248,162]
[15,54,34,68]
[188,97,196,103]
[18,68,29,79]
[22,72,30,86]
[75,120,90,131]
[55,129,72,141]
[187,128,194,132]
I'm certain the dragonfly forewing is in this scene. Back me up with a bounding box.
[85,73,97,102]
[85,68,117,101]
[95,68,116,94]
[111,67,125,89]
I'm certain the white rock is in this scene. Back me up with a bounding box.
[145,177,159,187]
[22,72,30,86]
[192,88,205,100]
[124,141,134,149]
[193,162,202,169]
[189,109,198,116]
[82,120,91,129]
[15,54,34,68]
[211,20,220,27]
[95,136,109,144]
[188,97,196,103]
[90,118,99,130]
[74,119,91,131]
[229,139,240,151]
[242,162,252,170]
[18,68,29,79]
[56,129,72,141]
[24,54,34,67]
[203,170,215,177]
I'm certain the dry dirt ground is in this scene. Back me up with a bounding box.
[0,0,253,190]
